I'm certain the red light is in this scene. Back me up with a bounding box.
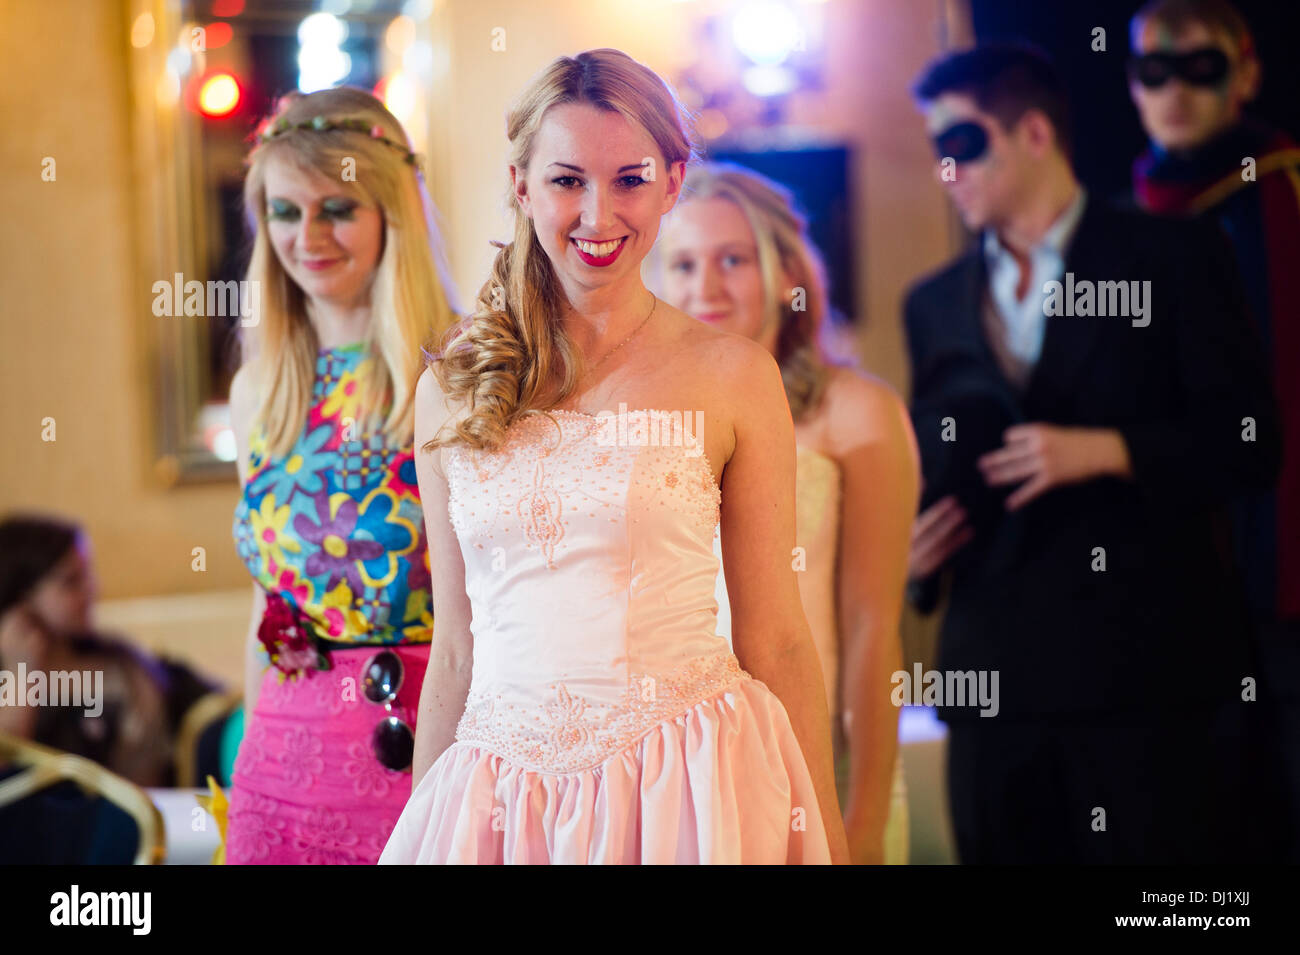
[212,0,244,16]
[204,21,233,49]
[198,72,241,117]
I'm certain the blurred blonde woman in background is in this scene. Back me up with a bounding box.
[659,162,919,864]
[225,87,459,864]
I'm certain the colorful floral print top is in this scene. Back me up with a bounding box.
[233,343,432,645]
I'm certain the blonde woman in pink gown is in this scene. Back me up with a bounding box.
[659,163,920,864]
[379,49,849,865]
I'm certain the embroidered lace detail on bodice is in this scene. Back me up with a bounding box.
[442,407,737,776]
[445,409,720,569]
[454,647,748,774]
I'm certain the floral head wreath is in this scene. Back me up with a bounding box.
[256,114,422,170]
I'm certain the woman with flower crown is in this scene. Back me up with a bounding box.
[224,87,459,864]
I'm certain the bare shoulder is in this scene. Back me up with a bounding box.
[821,365,915,455]
[654,302,785,469]
[414,364,452,427]
[414,364,476,476]
[669,302,766,365]
[414,365,468,440]
[661,301,780,404]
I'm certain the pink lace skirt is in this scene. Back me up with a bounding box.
[226,644,428,865]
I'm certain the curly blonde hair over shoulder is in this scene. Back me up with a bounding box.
[423,49,696,454]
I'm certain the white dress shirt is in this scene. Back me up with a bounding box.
[981,188,1088,383]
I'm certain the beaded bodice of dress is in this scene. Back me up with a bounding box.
[445,408,748,774]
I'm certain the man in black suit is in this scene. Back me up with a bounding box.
[903,45,1280,863]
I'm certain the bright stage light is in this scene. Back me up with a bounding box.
[298,12,347,47]
[298,46,352,93]
[741,64,797,97]
[130,12,154,48]
[167,45,192,77]
[731,1,802,67]
[199,72,241,117]
[204,21,233,50]
[383,71,417,124]
[211,426,238,462]
[385,14,416,54]
[297,12,351,93]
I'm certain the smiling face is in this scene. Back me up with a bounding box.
[262,153,385,310]
[513,102,684,301]
[660,196,777,346]
[923,92,1035,233]
[1129,19,1256,152]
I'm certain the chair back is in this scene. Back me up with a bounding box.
[0,732,166,864]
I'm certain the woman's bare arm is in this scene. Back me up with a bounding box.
[409,367,475,786]
[229,364,267,714]
[242,586,267,714]
[826,370,919,864]
[719,340,851,864]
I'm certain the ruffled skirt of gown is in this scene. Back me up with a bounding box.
[379,676,833,864]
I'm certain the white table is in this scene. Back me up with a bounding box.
[147,788,222,865]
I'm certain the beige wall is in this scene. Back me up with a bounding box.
[1,0,253,604]
[2,1,959,671]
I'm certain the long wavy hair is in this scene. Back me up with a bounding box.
[240,87,460,459]
[424,49,696,453]
[670,162,843,422]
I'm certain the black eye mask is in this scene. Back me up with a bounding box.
[931,121,991,163]
[1128,47,1230,88]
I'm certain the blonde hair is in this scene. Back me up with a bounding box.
[425,49,695,453]
[241,87,460,459]
[675,162,839,422]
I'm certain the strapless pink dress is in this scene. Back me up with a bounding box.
[379,409,832,864]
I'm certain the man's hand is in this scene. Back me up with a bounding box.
[908,495,973,580]
[978,424,1133,510]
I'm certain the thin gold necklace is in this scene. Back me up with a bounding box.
[587,294,657,374]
